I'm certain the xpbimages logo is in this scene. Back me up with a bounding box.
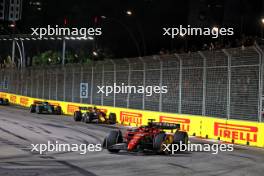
[162,142,234,155]
[31,25,102,39]
[31,141,102,155]
[163,25,234,38]
[97,83,168,96]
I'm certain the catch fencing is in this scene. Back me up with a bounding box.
[0,45,263,122]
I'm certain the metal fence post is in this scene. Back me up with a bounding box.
[159,57,163,112]
[63,67,66,101]
[36,71,39,98]
[55,68,58,100]
[139,57,146,110]
[90,66,94,104]
[110,60,116,107]
[223,49,231,120]
[11,40,15,64]
[72,67,75,102]
[175,54,182,114]
[42,69,45,99]
[17,71,19,94]
[25,70,28,96]
[254,44,263,122]
[31,69,33,97]
[198,51,207,116]
[101,64,105,105]
[126,59,131,108]
[48,71,51,100]
[62,39,66,65]
[16,71,21,94]
[20,70,23,95]
[80,66,83,103]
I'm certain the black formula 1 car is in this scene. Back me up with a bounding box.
[30,101,62,115]
[0,98,9,105]
[103,119,188,154]
[73,106,116,124]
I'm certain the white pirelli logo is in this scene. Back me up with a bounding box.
[214,122,258,142]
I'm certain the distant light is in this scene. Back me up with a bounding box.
[9,23,15,28]
[262,18,264,24]
[212,26,219,32]
[101,15,107,19]
[180,33,185,37]
[93,51,98,56]
[88,36,94,40]
[64,18,68,26]
[126,10,133,16]
[94,16,98,24]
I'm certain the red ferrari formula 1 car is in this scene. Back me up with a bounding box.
[103,119,188,154]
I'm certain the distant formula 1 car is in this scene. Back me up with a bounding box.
[30,101,62,115]
[0,98,9,105]
[73,106,116,124]
[103,119,188,154]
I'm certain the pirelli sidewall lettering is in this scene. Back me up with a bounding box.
[1,92,264,148]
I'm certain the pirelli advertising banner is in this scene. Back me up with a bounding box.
[1,92,264,148]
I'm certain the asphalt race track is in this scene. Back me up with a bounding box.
[0,105,264,176]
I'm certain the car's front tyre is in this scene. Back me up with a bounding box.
[103,130,123,153]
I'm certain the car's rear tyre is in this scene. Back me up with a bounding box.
[56,106,62,115]
[36,106,42,114]
[74,111,82,121]
[103,130,123,153]
[173,131,188,152]
[84,114,92,123]
[30,105,36,113]
[108,113,116,124]
[173,131,188,145]
[153,133,166,154]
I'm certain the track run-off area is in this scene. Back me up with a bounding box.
[0,105,264,176]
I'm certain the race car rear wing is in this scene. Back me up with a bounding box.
[78,106,92,111]
[150,122,180,130]
[33,100,44,104]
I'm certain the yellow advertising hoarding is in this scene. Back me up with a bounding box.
[1,92,263,148]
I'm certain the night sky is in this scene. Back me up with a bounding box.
[2,0,264,58]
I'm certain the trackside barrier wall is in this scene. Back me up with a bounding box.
[1,92,264,148]
[0,46,263,122]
